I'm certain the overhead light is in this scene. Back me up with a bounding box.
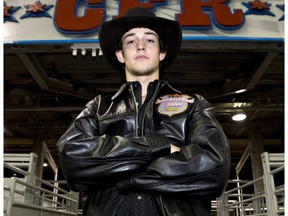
[81,49,86,56]
[235,89,246,94]
[43,162,48,167]
[98,49,103,56]
[72,49,77,56]
[92,48,97,57]
[232,110,246,121]
[71,43,102,57]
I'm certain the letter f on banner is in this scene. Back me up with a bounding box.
[54,0,105,33]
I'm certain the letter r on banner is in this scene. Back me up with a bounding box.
[177,0,244,29]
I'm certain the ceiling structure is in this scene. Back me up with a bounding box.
[4,40,284,180]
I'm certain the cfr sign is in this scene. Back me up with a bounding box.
[54,0,244,34]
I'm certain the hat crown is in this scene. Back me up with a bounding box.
[124,7,156,17]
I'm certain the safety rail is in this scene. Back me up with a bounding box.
[4,153,79,216]
[262,153,284,216]
[5,177,78,216]
[216,152,284,216]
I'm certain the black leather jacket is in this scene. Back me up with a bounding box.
[57,80,230,216]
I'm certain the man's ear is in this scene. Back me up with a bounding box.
[115,50,125,63]
[159,50,167,61]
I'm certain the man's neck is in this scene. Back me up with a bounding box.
[126,73,159,101]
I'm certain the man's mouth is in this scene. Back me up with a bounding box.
[135,55,148,60]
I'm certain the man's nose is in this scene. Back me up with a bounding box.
[137,41,146,52]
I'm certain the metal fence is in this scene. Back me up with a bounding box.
[4,153,79,216]
[4,152,284,216]
[215,152,284,216]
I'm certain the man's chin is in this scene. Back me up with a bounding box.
[130,68,156,76]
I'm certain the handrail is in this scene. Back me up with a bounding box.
[225,194,266,208]
[216,152,284,216]
[4,153,79,216]
[4,163,29,177]
[11,202,77,216]
[269,165,284,175]
[13,178,77,204]
[225,176,263,194]
[34,176,70,194]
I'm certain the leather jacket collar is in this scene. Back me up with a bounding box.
[111,80,182,101]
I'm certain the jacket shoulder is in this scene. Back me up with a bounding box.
[78,95,112,118]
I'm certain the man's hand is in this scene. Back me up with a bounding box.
[170,144,180,153]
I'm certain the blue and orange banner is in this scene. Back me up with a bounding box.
[4,0,284,44]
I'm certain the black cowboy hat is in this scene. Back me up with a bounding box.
[98,7,182,72]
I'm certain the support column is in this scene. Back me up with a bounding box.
[249,128,265,213]
[32,137,45,187]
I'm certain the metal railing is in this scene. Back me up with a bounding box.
[4,153,79,216]
[215,152,284,216]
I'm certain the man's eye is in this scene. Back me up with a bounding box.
[146,39,155,43]
[126,40,135,45]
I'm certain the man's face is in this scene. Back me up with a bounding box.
[115,28,166,77]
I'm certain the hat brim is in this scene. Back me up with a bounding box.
[99,16,182,72]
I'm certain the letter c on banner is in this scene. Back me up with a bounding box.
[54,0,105,34]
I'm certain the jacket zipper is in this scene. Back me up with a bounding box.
[112,196,125,216]
[129,85,139,137]
[113,82,173,216]
[159,195,167,216]
[141,82,168,216]
[111,85,146,216]
[140,82,163,136]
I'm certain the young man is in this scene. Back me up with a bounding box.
[57,7,230,216]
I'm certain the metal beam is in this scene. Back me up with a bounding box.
[16,52,94,99]
[246,52,278,90]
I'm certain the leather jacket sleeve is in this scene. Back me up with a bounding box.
[57,97,171,192]
[117,95,230,198]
